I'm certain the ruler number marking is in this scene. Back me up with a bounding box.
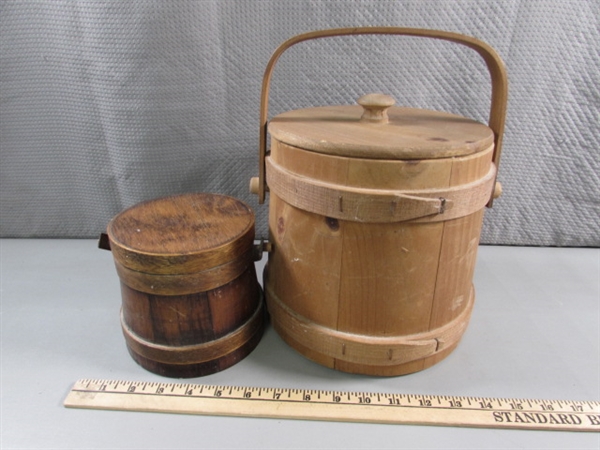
[358,396,371,404]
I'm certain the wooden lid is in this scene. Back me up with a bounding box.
[107,193,255,274]
[268,94,494,159]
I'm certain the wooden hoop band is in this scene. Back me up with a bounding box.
[266,285,474,366]
[266,156,496,223]
[121,295,265,365]
[114,249,254,296]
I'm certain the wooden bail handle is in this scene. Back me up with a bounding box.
[255,27,508,206]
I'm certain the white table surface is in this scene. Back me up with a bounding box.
[1,239,599,449]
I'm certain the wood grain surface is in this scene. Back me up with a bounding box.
[108,193,255,274]
[268,105,494,159]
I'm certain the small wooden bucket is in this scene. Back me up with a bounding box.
[102,193,265,378]
[251,28,507,376]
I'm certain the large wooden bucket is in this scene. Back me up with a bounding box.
[251,28,507,376]
[103,193,265,378]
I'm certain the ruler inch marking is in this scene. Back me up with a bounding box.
[64,379,600,432]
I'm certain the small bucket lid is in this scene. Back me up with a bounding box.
[268,94,494,160]
[107,193,255,274]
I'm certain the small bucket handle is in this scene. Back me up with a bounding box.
[254,27,508,206]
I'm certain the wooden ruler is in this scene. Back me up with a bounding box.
[64,379,600,432]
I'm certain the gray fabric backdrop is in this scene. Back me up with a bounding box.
[1,0,598,246]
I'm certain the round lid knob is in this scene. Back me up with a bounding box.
[357,93,396,123]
